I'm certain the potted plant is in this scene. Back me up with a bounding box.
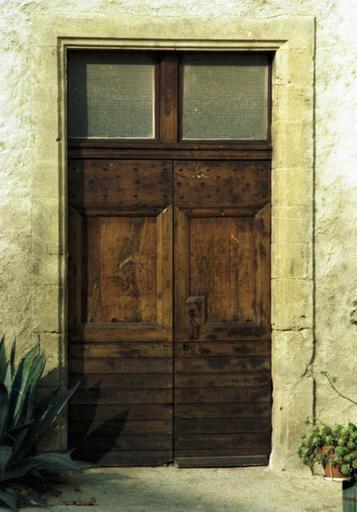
[298,420,357,481]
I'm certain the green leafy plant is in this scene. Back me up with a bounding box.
[0,337,88,510]
[298,419,357,477]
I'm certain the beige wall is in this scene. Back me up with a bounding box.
[0,0,356,472]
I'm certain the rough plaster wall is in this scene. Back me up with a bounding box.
[0,0,356,456]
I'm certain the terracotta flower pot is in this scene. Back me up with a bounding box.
[321,446,351,482]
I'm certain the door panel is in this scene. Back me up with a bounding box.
[69,159,172,209]
[68,157,271,467]
[174,206,270,341]
[68,159,173,466]
[173,160,271,467]
[174,160,270,207]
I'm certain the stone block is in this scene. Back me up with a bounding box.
[272,242,312,279]
[38,333,65,385]
[272,167,313,207]
[273,84,314,125]
[31,198,61,255]
[271,375,314,471]
[32,285,60,333]
[272,205,312,244]
[274,48,314,88]
[32,253,61,287]
[273,121,313,169]
[31,161,61,202]
[272,278,313,330]
[272,330,314,381]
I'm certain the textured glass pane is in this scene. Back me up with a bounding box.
[182,54,268,140]
[68,52,154,138]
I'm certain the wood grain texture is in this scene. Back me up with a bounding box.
[174,160,270,207]
[175,357,270,373]
[70,342,172,358]
[71,388,172,404]
[175,402,271,418]
[70,419,172,435]
[68,159,172,209]
[175,418,270,434]
[69,404,172,420]
[175,372,271,389]
[175,455,269,468]
[175,341,270,357]
[174,207,270,341]
[71,434,173,451]
[85,216,157,323]
[69,357,172,374]
[69,373,172,389]
[175,432,271,449]
[160,55,178,143]
[73,450,173,467]
[175,387,271,404]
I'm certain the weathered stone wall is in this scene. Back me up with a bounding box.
[0,0,356,472]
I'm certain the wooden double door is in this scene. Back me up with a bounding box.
[68,154,271,467]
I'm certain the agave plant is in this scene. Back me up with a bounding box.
[0,337,88,510]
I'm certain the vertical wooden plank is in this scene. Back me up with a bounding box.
[157,204,173,334]
[174,206,190,340]
[68,207,82,330]
[254,205,271,327]
[86,217,102,323]
[160,55,178,143]
[236,216,257,324]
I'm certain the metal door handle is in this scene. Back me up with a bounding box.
[185,296,205,340]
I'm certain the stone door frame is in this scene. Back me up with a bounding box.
[31,15,315,470]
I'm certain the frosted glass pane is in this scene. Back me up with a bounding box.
[182,54,268,140]
[68,52,154,138]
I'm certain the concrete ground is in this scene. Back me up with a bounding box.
[27,467,342,512]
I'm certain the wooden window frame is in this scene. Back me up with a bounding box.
[68,50,273,151]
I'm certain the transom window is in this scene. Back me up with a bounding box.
[67,50,271,143]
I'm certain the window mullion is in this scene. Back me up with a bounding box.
[159,54,179,143]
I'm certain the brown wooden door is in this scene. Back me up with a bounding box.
[68,156,271,467]
[68,159,174,466]
[173,160,271,467]
[67,49,272,467]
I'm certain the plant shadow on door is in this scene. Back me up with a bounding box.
[68,375,129,465]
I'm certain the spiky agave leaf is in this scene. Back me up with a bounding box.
[7,344,39,429]
[17,354,45,429]
[0,459,42,483]
[0,336,7,383]
[7,422,33,459]
[25,451,90,474]
[9,341,16,383]
[0,447,12,479]
[0,488,19,511]
[0,339,87,510]
[16,383,80,461]
[0,383,9,444]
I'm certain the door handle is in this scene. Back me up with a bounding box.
[185,296,206,340]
